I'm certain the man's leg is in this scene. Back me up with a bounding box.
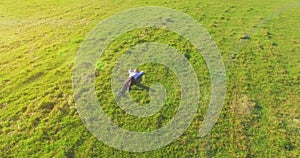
[120,77,131,95]
[128,77,135,91]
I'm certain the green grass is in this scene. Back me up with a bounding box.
[0,0,299,157]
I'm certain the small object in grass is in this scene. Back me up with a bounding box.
[117,77,123,82]
[240,34,250,40]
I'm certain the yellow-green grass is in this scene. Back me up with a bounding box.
[0,0,299,157]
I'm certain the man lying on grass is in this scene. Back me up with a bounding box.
[119,68,144,96]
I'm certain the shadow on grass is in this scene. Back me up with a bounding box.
[133,83,155,92]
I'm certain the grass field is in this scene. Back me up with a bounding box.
[0,0,299,157]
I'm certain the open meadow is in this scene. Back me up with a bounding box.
[0,0,299,157]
